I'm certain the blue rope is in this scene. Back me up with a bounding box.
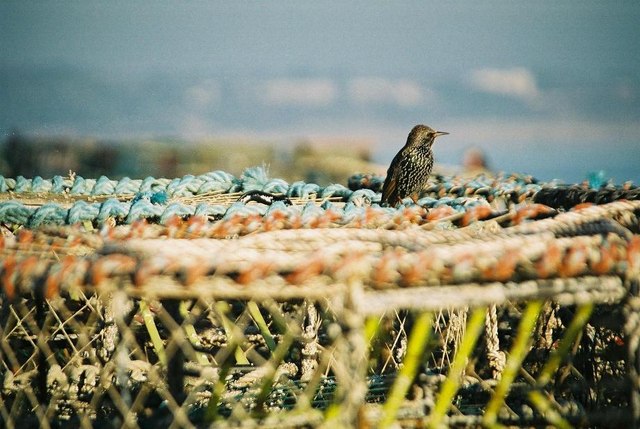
[265,200,291,218]
[70,176,89,195]
[97,199,130,224]
[340,203,366,224]
[288,181,321,199]
[194,203,227,218]
[0,177,10,193]
[67,200,100,225]
[223,201,267,220]
[126,199,164,224]
[166,175,195,197]
[32,176,52,193]
[51,176,66,193]
[348,189,378,206]
[0,166,564,228]
[262,178,289,194]
[301,202,325,224]
[0,167,352,200]
[197,171,236,193]
[15,176,31,193]
[320,184,351,199]
[160,202,195,224]
[139,176,157,194]
[28,203,67,228]
[0,201,32,225]
[113,176,138,195]
[93,176,117,195]
[238,167,270,192]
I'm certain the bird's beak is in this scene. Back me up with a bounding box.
[435,131,449,137]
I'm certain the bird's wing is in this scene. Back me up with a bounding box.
[381,165,399,205]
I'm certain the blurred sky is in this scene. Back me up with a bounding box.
[1,1,639,183]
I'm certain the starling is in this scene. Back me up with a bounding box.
[381,124,448,207]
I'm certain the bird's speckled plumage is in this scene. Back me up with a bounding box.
[381,124,448,207]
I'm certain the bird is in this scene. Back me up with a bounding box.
[381,124,448,207]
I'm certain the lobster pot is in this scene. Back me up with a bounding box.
[0,280,368,427]
[0,272,635,427]
[1,168,639,427]
[0,239,472,428]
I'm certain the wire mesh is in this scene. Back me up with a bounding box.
[0,280,635,428]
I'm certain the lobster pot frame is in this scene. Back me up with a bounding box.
[0,281,361,428]
[0,277,473,428]
[0,273,636,428]
[1,168,639,428]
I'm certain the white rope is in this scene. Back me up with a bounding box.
[485,304,506,379]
